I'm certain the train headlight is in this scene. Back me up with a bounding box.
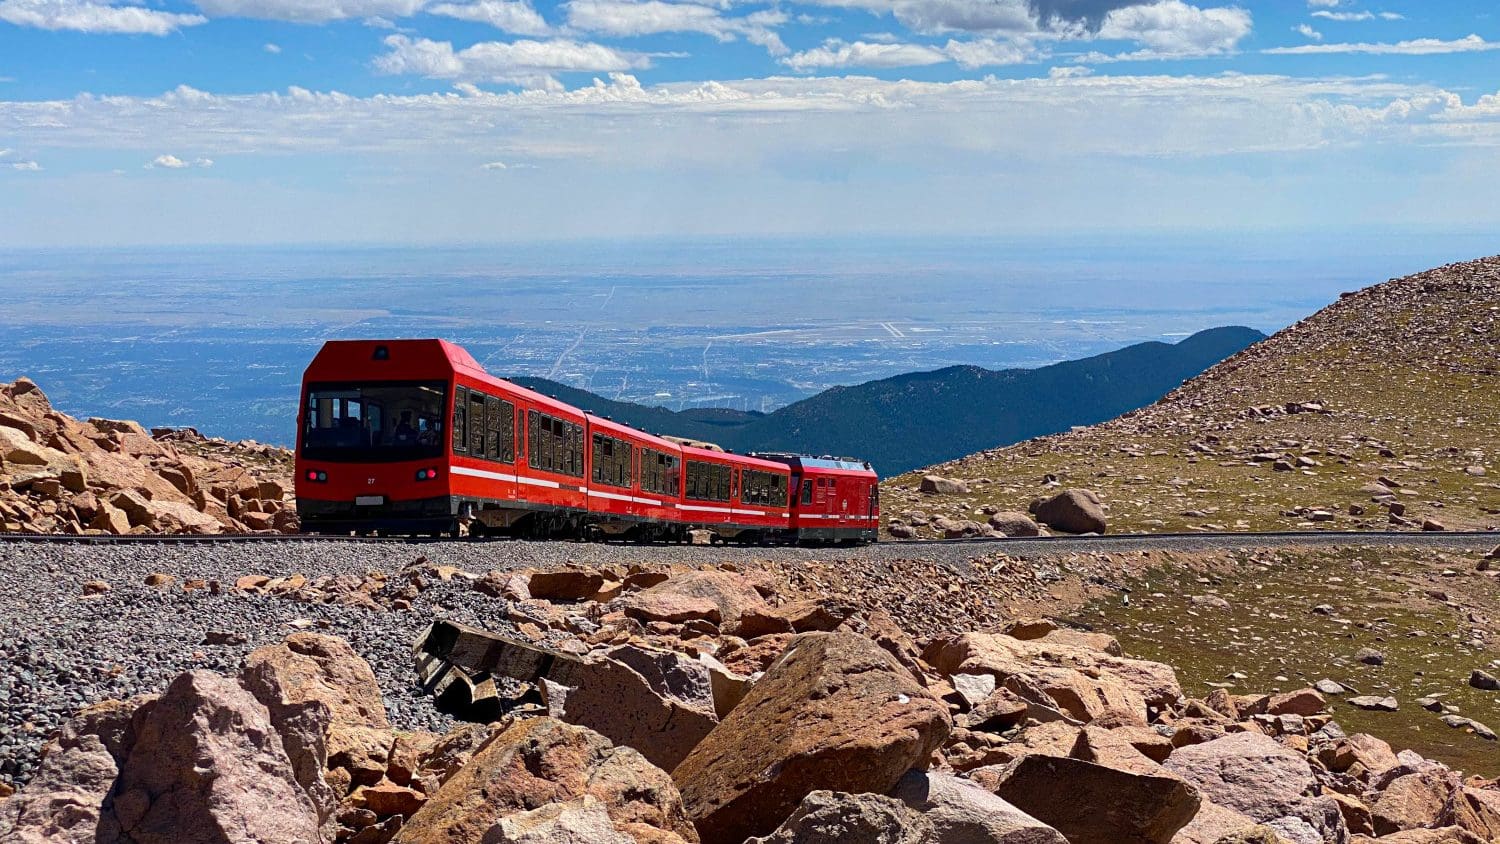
[304,470,327,483]
[415,468,438,481]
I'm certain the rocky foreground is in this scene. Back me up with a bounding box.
[4,558,1500,844]
[0,377,294,534]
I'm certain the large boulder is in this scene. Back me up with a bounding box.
[393,717,698,844]
[1030,489,1108,534]
[541,644,720,771]
[672,631,951,844]
[988,511,1041,537]
[108,670,321,844]
[487,795,637,843]
[745,790,933,844]
[924,632,1179,717]
[618,570,766,631]
[891,769,1068,843]
[1164,733,1346,843]
[1351,831,1484,844]
[0,698,144,843]
[920,475,970,495]
[984,754,1199,844]
[1369,772,1453,836]
[241,633,392,790]
[1170,800,1283,844]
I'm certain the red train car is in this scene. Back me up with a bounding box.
[295,338,877,543]
[750,453,880,543]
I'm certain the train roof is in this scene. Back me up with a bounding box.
[748,452,876,474]
[679,443,791,473]
[585,414,682,451]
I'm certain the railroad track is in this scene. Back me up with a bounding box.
[0,529,1493,550]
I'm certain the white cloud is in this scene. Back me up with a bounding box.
[147,154,190,168]
[373,34,651,87]
[428,0,550,35]
[10,160,42,171]
[263,42,282,52]
[1091,0,1252,59]
[782,36,1034,70]
[1306,0,1339,7]
[1048,64,1091,78]
[1266,34,1500,56]
[941,37,1033,67]
[1312,10,1404,22]
[563,1,787,56]
[1295,23,1320,41]
[782,39,948,71]
[192,0,424,23]
[145,154,214,169]
[7,73,1493,171]
[1311,10,1367,21]
[481,160,509,169]
[0,0,206,34]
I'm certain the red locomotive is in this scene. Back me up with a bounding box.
[295,339,879,543]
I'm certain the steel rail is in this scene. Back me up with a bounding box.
[0,529,1492,548]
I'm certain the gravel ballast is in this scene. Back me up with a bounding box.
[1,533,1494,787]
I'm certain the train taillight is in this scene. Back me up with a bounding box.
[305,470,327,483]
[415,468,438,481]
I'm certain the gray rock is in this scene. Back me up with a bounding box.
[745,790,932,844]
[891,769,1068,843]
[1348,696,1399,712]
[1030,490,1108,535]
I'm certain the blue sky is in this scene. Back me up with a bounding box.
[2,0,1498,245]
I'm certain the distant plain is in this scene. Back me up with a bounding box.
[1,230,1491,446]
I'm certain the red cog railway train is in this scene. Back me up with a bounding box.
[294,340,880,543]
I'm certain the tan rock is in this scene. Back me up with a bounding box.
[619,571,766,632]
[528,569,607,601]
[241,633,392,792]
[109,670,320,844]
[393,717,698,844]
[985,754,1200,844]
[1265,689,1325,717]
[542,645,720,771]
[1169,800,1280,844]
[489,795,636,843]
[1031,489,1108,534]
[672,631,950,844]
[1371,772,1453,836]
[361,782,427,817]
[0,697,145,843]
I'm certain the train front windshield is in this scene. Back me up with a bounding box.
[301,381,447,462]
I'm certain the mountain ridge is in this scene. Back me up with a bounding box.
[885,255,1500,537]
[515,325,1266,474]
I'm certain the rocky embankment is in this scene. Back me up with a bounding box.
[0,378,294,534]
[5,555,1500,844]
[885,256,1500,538]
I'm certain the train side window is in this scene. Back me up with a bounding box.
[452,387,468,454]
[498,399,515,463]
[592,433,631,487]
[484,396,504,461]
[527,410,540,469]
[802,479,813,504]
[468,391,487,456]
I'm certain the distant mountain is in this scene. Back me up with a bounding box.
[515,326,1266,475]
[885,256,1500,536]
